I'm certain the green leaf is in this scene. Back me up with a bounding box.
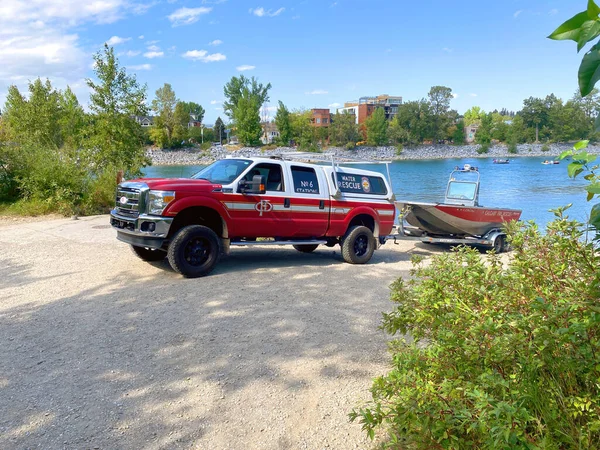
[586,183,600,194]
[589,0,600,18]
[574,140,590,150]
[588,190,595,201]
[549,11,591,41]
[559,150,573,160]
[568,162,584,178]
[590,203,600,228]
[579,43,600,96]
[577,21,600,51]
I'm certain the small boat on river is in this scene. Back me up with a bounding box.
[542,160,560,165]
[395,165,522,238]
[493,159,510,164]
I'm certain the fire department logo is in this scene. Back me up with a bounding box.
[119,196,128,205]
[361,177,371,193]
[255,200,273,216]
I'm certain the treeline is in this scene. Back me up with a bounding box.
[0,45,148,214]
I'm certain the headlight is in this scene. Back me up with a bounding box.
[148,190,175,215]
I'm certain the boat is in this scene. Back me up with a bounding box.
[493,159,509,164]
[395,165,522,237]
[542,160,560,165]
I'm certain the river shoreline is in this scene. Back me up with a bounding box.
[147,143,600,166]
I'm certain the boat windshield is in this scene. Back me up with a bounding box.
[191,159,251,184]
[446,181,477,201]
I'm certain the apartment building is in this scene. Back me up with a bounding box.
[311,108,331,127]
[336,94,402,124]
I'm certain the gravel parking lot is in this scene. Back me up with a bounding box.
[0,215,436,449]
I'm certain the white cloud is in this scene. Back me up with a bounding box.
[127,63,152,70]
[451,93,459,99]
[106,35,131,46]
[249,7,285,17]
[442,47,453,53]
[236,64,255,71]
[147,44,160,51]
[168,7,212,26]
[182,49,226,62]
[208,39,223,46]
[469,93,477,97]
[146,40,160,45]
[549,8,558,16]
[306,89,328,95]
[514,10,522,18]
[210,100,221,104]
[144,51,164,58]
[119,50,141,57]
[328,102,341,108]
[138,35,144,39]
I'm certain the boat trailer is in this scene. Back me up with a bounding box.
[383,219,509,253]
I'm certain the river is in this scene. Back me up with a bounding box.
[142,156,593,228]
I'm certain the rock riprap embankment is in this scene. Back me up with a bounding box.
[147,143,600,166]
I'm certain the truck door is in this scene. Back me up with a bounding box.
[285,164,329,237]
[227,162,293,237]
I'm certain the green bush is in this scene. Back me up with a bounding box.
[542,142,551,152]
[507,141,518,154]
[396,144,403,156]
[351,210,600,449]
[200,142,212,151]
[476,143,490,154]
[345,141,356,150]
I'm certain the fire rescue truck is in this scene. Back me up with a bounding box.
[110,154,395,277]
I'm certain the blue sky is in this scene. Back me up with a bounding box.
[0,0,585,124]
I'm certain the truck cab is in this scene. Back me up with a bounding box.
[110,155,395,277]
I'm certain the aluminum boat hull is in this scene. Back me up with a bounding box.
[395,201,522,237]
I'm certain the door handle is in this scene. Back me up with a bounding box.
[319,200,325,209]
[284,198,291,208]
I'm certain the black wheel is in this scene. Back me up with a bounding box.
[167,225,221,278]
[131,245,167,261]
[341,225,376,264]
[293,244,319,253]
[493,235,505,253]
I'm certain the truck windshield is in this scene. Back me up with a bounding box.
[191,159,251,184]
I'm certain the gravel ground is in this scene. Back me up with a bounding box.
[0,215,440,449]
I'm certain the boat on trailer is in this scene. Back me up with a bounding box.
[391,165,522,252]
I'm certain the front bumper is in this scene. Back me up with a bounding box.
[110,209,174,249]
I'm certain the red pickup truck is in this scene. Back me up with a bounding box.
[110,156,396,277]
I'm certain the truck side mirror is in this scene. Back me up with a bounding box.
[239,175,266,194]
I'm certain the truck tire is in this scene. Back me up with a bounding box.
[293,244,319,253]
[131,245,167,261]
[167,225,221,278]
[341,225,376,264]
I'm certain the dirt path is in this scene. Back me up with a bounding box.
[0,215,437,449]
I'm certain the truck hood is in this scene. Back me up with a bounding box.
[129,178,221,193]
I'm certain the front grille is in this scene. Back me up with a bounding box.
[115,187,142,218]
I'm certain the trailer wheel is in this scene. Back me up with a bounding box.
[167,225,221,278]
[131,245,167,261]
[493,235,506,253]
[341,225,376,264]
[293,244,319,253]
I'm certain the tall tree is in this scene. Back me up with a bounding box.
[274,101,292,145]
[223,75,271,119]
[428,86,454,142]
[329,111,360,146]
[463,106,484,126]
[395,100,432,144]
[86,44,148,174]
[290,110,315,149]
[214,117,226,143]
[364,107,388,146]
[180,101,205,123]
[151,83,178,143]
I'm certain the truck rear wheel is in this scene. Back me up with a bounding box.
[493,235,506,253]
[131,245,167,261]
[293,244,319,253]
[167,225,221,278]
[341,225,376,264]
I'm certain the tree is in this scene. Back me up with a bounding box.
[180,101,205,123]
[274,101,292,145]
[463,106,484,126]
[428,86,454,142]
[452,120,465,144]
[85,44,148,174]
[232,93,262,146]
[329,112,360,147]
[290,110,315,149]
[474,112,492,145]
[223,75,271,147]
[151,83,178,144]
[395,100,433,144]
[214,117,226,143]
[364,107,388,146]
[223,75,271,119]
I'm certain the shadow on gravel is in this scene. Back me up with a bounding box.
[0,247,411,449]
